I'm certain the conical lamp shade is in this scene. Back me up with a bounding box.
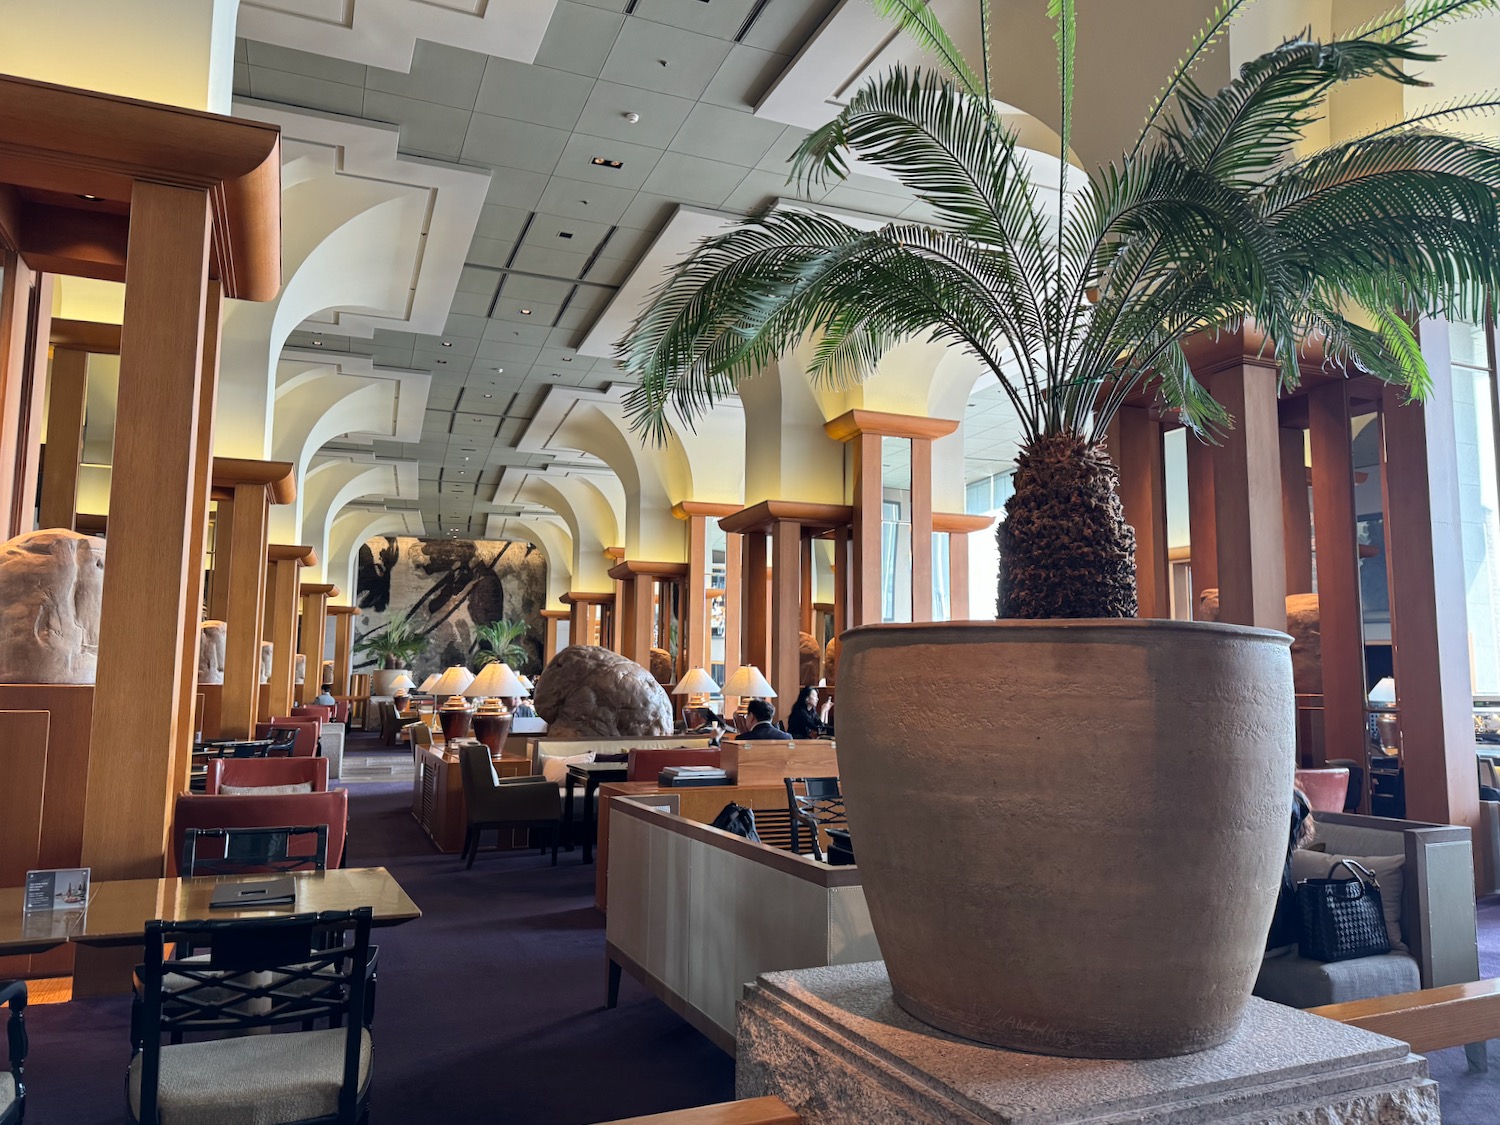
[430,666,475,698]
[465,662,526,698]
[417,673,441,693]
[388,672,416,693]
[723,665,774,698]
[673,667,719,696]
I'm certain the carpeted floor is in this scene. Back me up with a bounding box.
[17,740,1500,1122]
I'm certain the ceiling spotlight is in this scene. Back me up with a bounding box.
[77,194,102,202]
[623,111,640,124]
[436,359,447,364]
[558,231,574,239]
[312,340,323,347]
[495,367,504,373]
[562,356,573,362]
[441,341,452,347]
[591,157,624,169]
[483,393,493,398]
[519,309,532,315]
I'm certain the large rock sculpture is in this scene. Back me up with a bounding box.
[535,645,674,738]
[1199,590,1322,695]
[261,642,274,684]
[198,620,226,684]
[0,529,106,683]
[800,631,822,685]
[823,635,841,686]
[649,646,673,685]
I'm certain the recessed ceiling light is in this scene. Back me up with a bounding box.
[495,367,504,373]
[436,359,447,364]
[482,393,493,398]
[441,341,452,347]
[520,309,532,315]
[77,194,101,202]
[562,356,573,362]
[312,340,323,347]
[558,231,574,239]
[591,157,624,169]
[550,372,562,378]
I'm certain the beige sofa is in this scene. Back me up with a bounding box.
[524,736,716,777]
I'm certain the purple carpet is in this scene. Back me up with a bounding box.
[17,744,1500,1122]
[21,752,734,1124]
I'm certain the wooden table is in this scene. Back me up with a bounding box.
[0,866,421,957]
[412,744,532,852]
[564,762,629,863]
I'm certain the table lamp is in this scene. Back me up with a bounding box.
[389,671,416,713]
[431,666,476,741]
[672,666,719,727]
[723,665,775,731]
[465,662,528,755]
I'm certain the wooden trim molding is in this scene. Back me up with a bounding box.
[823,409,960,443]
[50,318,121,354]
[299,582,339,598]
[718,500,853,535]
[607,560,690,580]
[540,608,570,620]
[267,543,316,566]
[932,512,996,533]
[559,590,616,605]
[327,605,360,616]
[211,457,295,506]
[673,500,743,519]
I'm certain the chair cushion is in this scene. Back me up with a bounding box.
[542,752,593,786]
[1254,950,1420,1008]
[128,1027,370,1125]
[0,1074,12,1114]
[1290,849,1406,951]
[219,783,314,796]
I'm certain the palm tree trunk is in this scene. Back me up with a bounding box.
[997,431,1137,619]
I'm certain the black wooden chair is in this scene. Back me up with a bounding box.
[0,980,25,1125]
[784,777,846,862]
[456,743,562,868]
[180,826,329,878]
[265,728,300,758]
[129,908,375,1125]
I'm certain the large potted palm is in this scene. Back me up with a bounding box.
[355,614,429,697]
[620,0,1500,1058]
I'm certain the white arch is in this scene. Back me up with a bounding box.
[300,459,420,582]
[328,509,425,607]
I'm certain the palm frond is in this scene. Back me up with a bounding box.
[1133,0,1253,156]
[868,0,986,97]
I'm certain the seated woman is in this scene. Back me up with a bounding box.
[738,699,793,741]
[787,686,825,740]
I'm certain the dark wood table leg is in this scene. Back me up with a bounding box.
[582,777,599,864]
[562,771,580,851]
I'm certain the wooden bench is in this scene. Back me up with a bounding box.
[591,1097,799,1124]
[1311,979,1500,1070]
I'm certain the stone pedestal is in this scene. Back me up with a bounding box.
[736,963,1438,1124]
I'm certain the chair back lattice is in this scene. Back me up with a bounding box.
[180,825,329,877]
[784,777,847,861]
[133,909,372,1125]
[265,728,299,757]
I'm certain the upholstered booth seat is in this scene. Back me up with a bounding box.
[1254,950,1420,1008]
[292,704,335,725]
[204,757,329,794]
[127,1026,371,1125]
[170,791,348,875]
[256,718,320,758]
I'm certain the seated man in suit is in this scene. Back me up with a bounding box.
[738,698,793,741]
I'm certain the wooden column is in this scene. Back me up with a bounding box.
[1107,406,1171,618]
[687,514,708,669]
[0,257,51,540]
[220,483,269,739]
[82,182,212,880]
[1281,428,1314,594]
[298,582,336,701]
[1382,367,1479,830]
[263,547,310,720]
[742,531,769,670]
[1208,365,1287,630]
[799,534,814,633]
[566,597,586,646]
[541,608,568,662]
[1308,382,1366,769]
[832,526,850,635]
[771,519,802,708]
[723,530,742,678]
[38,346,87,531]
[330,606,357,698]
[1186,437,1218,614]
[205,495,233,621]
[911,437,934,622]
[934,514,992,621]
[850,432,882,626]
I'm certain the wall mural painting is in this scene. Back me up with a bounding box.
[355,536,547,680]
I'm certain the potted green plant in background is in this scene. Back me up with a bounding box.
[355,614,429,697]
[470,618,531,673]
[620,0,1500,1057]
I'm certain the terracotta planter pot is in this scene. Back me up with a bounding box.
[837,618,1293,1059]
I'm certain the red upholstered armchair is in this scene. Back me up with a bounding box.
[626,748,723,783]
[331,699,350,724]
[204,757,330,794]
[170,790,348,874]
[256,717,320,757]
[292,704,335,725]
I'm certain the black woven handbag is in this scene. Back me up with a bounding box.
[709,802,760,843]
[1295,859,1391,962]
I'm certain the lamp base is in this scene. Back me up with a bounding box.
[472,712,513,756]
[439,707,473,742]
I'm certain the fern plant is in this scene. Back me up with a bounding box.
[619,0,1500,617]
[471,618,530,672]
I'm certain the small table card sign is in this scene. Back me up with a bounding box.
[24,867,90,913]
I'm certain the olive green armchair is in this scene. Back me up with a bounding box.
[457,743,562,868]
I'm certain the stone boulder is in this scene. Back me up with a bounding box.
[649,646,673,684]
[321,659,335,687]
[0,529,106,684]
[800,631,822,685]
[294,654,306,685]
[261,642,274,684]
[198,620,226,684]
[824,635,841,686]
[1198,589,1321,695]
[535,644,674,738]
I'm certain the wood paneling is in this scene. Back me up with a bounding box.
[38,345,87,530]
[851,433,882,626]
[0,709,50,978]
[1308,383,1366,770]
[298,583,334,703]
[911,436,934,622]
[82,182,212,881]
[1209,365,1287,629]
[720,739,838,788]
[1280,428,1313,594]
[221,482,270,738]
[1108,406,1170,617]
[594,1099,800,1125]
[330,606,357,697]
[770,520,802,708]
[1185,436,1217,611]
[1311,980,1500,1055]
[687,514,708,669]
[263,554,304,719]
[724,531,742,678]
[742,532,769,671]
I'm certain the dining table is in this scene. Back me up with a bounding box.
[0,866,421,957]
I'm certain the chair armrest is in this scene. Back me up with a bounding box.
[492,780,563,820]
[0,981,25,1010]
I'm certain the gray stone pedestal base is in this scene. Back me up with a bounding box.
[736,962,1439,1124]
